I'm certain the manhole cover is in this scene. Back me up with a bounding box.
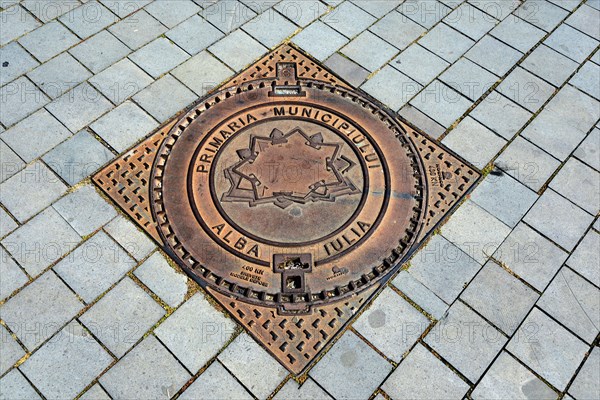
[94,44,479,375]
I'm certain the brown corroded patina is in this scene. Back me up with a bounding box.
[93,44,479,375]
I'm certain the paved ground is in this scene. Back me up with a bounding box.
[0,0,599,399]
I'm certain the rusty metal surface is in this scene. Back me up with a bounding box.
[93,44,479,375]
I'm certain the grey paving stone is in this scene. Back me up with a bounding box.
[167,15,223,55]
[310,331,391,400]
[1,207,80,277]
[425,301,507,382]
[465,35,523,77]
[273,377,333,400]
[0,324,25,375]
[20,321,112,400]
[219,333,288,399]
[369,10,426,50]
[100,335,191,399]
[81,277,165,356]
[442,117,506,169]
[98,0,151,18]
[443,199,512,264]
[514,0,568,32]
[156,293,236,372]
[292,20,349,61]
[209,29,266,71]
[507,307,588,390]
[79,383,111,400]
[133,74,196,123]
[418,23,475,63]
[179,361,253,400]
[444,2,497,41]
[0,247,28,301]
[275,0,328,27]
[323,1,376,38]
[497,67,555,113]
[409,234,481,303]
[0,271,82,350]
[399,0,451,29]
[104,215,155,261]
[574,127,599,171]
[0,76,50,127]
[470,170,538,227]
[172,50,233,96]
[27,52,92,99]
[469,0,521,20]
[54,231,136,303]
[392,270,449,320]
[0,42,38,86]
[392,43,449,86]
[43,130,114,186]
[569,346,600,400]
[354,287,430,361]
[324,53,369,87]
[45,83,113,133]
[490,15,546,53]
[242,10,296,49]
[462,261,538,335]
[539,266,599,343]
[0,5,41,46]
[130,37,190,79]
[145,0,200,28]
[0,205,18,238]
[0,138,25,183]
[567,230,600,287]
[410,80,472,128]
[398,104,446,139]
[471,92,532,140]
[523,86,600,161]
[352,0,403,17]
[109,9,167,50]
[525,189,593,251]
[382,343,469,400]
[550,158,599,214]
[546,0,581,11]
[571,61,600,101]
[1,108,70,162]
[472,351,557,400]
[59,1,117,39]
[439,57,497,100]
[202,0,256,34]
[134,252,187,308]
[494,137,560,192]
[90,100,158,152]
[89,58,154,104]
[566,4,600,40]
[361,66,422,111]
[545,23,599,63]
[18,21,79,63]
[0,369,42,400]
[494,222,568,291]
[0,162,67,223]
[341,31,398,72]
[22,0,82,22]
[69,30,131,74]
[522,44,578,87]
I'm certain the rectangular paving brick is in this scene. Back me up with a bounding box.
[566,3,600,40]
[202,1,256,33]
[507,307,588,390]
[167,15,224,54]
[410,80,472,128]
[545,24,599,63]
[53,184,116,236]
[324,53,370,88]
[514,0,568,32]
[0,139,24,184]
[54,231,136,303]
[323,1,376,38]
[179,361,253,400]
[361,66,422,111]
[341,31,398,72]
[292,21,349,61]
[399,0,451,29]
[273,377,332,400]
[20,321,113,400]
[444,2,497,41]
[490,15,546,53]
[69,30,131,74]
[550,157,599,215]
[59,1,117,38]
[497,67,555,113]
[570,61,600,101]
[465,35,523,77]
[0,76,50,127]
[155,293,236,373]
[575,127,600,171]
[569,347,600,400]
[0,5,41,46]
[104,215,155,261]
[0,323,26,375]
[80,277,165,356]
[171,50,233,96]
[133,74,197,123]
[22,0,82,22]
[89,58,154,104]
[382,343,469,400]
[470,92,532,140]
[369,10,426,50]
[0,369,42,400]
[134,252,187,308]
[392,43,449,86]
[100,335,191,399]
[208,29,266,71]
[144,0,200,28]
[566,230,600,287]
[521,44,578,87]
[392,270,449,319]
[18,21,79,62]
[439,57,497,100]
[243,10,297,49]
[418,23,475,63]
[0,271,83,350]
[353,0,403,17]
[109,9,167,50]
[275,0,328,28]
[129,37,190,78]
[0,161,67,223]
[27,53,92,99]
[0,42,39,86]
[0,246,28,301]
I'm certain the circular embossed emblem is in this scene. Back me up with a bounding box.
[151,79,425,310]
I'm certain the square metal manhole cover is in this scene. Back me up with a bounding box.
[93,44,480,375]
